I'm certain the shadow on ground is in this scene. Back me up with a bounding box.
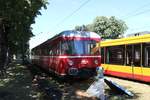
[29,64,137,100]
[0,62,39,100]
[0,62,139,100]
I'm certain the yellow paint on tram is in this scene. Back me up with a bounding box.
[102,64,132,74]
[102,64,150,77]
[100,34,150,47]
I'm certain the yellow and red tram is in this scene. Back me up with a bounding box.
[99,34,150,82]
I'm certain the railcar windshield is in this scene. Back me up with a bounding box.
[61,40,99,55]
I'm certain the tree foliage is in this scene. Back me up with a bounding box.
[0,0,48,69]
[93,16,128,39]
[74,16,128,39]
[75,25,88,31]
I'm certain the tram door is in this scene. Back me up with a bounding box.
[126,44,142,80]
[126,45,134,78]
[133,44,142,80]
[144,46,150,67]
[142,43,150,82]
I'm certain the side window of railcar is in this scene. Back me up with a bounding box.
[37,48,41,56]
[49,50,52,55]
[53,46,57,55]
[42,46,46,55]
[56,42,61,55]
[49,46,55,56]
[61,41,73,55]
[49,45,53,56]
[45,47,49,56]
[31,50,34,55]
[90,44,100,55]
[61,41,68,54]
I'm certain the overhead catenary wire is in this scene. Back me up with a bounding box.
[121,2,150,34]
[121,2,150,19]
[55,0,91,26]
[128,25,150,34]
[123,9,150,20]
[130,25,150,30]
[31,0,91,38]
[32,1,150,39]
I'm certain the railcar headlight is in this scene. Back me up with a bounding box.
[68,60,74,66]
[81,59,88,64]
[94,60,98,65]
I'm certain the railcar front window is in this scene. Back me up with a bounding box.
[74,40,84,55]
[61,40,99,55]
[74,40,98,55]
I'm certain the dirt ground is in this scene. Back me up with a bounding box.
[105,76,150,100]
[1,62,150,100]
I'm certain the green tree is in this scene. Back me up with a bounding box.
[0,0,48,72]
[75,25,88,31]
[86,24,93,31]
[92,16,128,39]
[74,16,127,39]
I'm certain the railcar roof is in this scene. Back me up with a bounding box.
[32,30,100,50]
[59,30,100,38]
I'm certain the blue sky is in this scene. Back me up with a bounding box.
[30,0,150,49]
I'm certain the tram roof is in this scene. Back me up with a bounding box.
[100,34,150,47]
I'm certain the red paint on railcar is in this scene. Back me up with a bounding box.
[31,30,101,78]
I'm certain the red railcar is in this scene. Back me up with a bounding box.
[31,30,101,78]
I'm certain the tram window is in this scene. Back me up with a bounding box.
[106,45,125,65]
[143,43,150,67]
[126,45,132,66]
[101,48,104,63]
[105,47,110,64]
[126,44,141,67]
[134,44,141,66]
